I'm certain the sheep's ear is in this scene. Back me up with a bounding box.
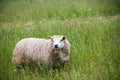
[48,36,52,39]
[48,36,53,41]
[62,36,66,40]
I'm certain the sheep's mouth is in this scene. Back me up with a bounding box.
[53,47,61,50]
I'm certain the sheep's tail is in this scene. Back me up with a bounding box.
[12,47,24,67]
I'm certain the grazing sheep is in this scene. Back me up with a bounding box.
[12,35,70,68]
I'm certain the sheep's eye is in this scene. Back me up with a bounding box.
[61,39,63,41]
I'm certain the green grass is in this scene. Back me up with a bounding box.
[0,0,120,80]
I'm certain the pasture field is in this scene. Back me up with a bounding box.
[0,0,120,80]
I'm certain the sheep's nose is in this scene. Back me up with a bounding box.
[54,44,58,48]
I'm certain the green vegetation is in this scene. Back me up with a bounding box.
[0,0,120,80]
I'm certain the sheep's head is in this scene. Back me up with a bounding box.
[50,35,66,49]
[50,35,70,66]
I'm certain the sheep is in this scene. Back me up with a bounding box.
[12,35,70,68]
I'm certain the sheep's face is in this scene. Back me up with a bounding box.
[51,36,65,49]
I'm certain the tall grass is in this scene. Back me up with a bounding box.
[0,0,120,80]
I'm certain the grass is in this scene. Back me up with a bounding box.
[0,0,120,80]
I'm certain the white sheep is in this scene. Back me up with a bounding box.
[12,35,70,68]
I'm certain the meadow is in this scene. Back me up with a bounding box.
[0,0,120,80]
